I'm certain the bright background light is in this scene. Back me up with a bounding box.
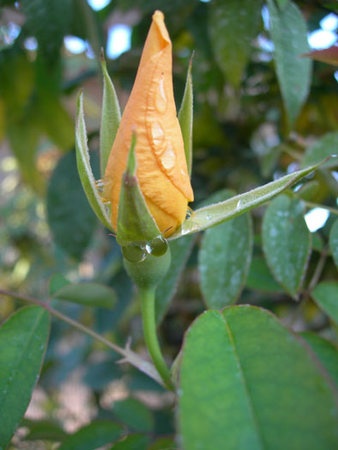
[87,0,111,11]
[106,24,132,59]
[304,208,330,232]
[64,36,87,54]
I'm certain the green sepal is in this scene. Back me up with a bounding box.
[178,58,193,176]
[118,135,171,290]
[100,53,121,177]
[75,92,113,231]
[169,160,327,239]
[116,134,161,247]
[124,249,171,291]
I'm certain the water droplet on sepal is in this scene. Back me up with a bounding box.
[122,243,147,263]
[148,236,168,256]
[95,179,105,193]
[122,236,168,263]
[185,207,193,220]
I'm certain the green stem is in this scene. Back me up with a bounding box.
[140,287,174,391]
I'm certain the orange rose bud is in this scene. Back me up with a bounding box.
[104,10,194,236]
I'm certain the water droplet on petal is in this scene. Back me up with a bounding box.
[151,121,165,146]
[161,143,176,170]
[155,74,167,113]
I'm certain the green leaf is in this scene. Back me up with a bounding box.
[113,398,154,433]
[112,434,150,450]
[275,0,289,9]
[52,282,116,309]
[58,421,122,450]
[199,190,252,308]
[21,0,71,65]
[170,162,320,239]
[302,132,338,169]
[155,234,196,323]
[178,306,338,450]
[47,151,98,259]
[75,93,113,231]
[49,273,70,296]
[24,419,68,441]
[148,437,176,450]
[329,219,338,269]
[209,0,263,87]
[37,94,74,151]
[178,59,193,175]
[312,281,338,325]
[262,195,311,297]
[0,306,50,449]
[246,255,283,293]
[267,0,312,128]
[100,56,121,176]
[301,332,338,386]
[7,119,44,194]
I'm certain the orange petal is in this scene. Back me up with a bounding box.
[104,10,193,235]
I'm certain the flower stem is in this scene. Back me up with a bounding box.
[139,287,174,391]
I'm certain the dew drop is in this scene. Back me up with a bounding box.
[161,143,176,170]
[155,74,167,113]
[236,199,243,210]
[148,236,168,256]
[151,121,165,146]
[122,243,147,263]
[145,243,152,254]
[185,207,193,220]
[95,179,105,193]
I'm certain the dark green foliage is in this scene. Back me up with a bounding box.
[1,0,338,448]
[47,151,98,259]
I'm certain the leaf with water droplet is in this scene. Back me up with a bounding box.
[170,161,322,239]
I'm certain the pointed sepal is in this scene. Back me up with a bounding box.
[178,58,193,176]
[75,92,113,231]
[100,52,121,177]
[117,133,162,248]
[118,134,171,289]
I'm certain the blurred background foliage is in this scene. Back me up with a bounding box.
[0,0,337,448]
